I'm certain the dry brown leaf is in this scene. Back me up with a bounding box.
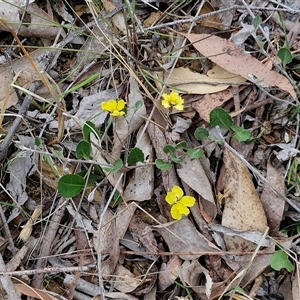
[129,215,158,253]
[102,0,126,34]
[177,155,217,220]
[178,32,297,100]
[14,283,58,300]
[158,218,220,260]
[261,157,286,236]
[179,260,213,299]
[158,256,182,290]
[222,148,268,251]
[192,86,247,122]
[114,264,141,293]
[197,2,223,30]
[144,11,162,27]
[155,65,246,94]
[0,48,61,111]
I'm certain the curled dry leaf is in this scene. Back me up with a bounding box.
[222,148,268,251]
[14,283,58,300]
[155,65,246,94]
[178,32,297,100]
[158,256,182,290]
[179,260,213,299]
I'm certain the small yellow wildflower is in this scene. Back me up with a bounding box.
[161,91,184,111]
[101,99,126,117]
[165,185,196,220]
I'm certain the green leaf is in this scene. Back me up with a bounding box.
[270,250,294,272]
[83,121,101,142]
[163,145,175,154]
[278,47,293,66]
[76,141,92,159]
[35,137,43,147]
[175,141,187,150]
[170,153,183,164]
[102,158,123,173]
[113,191,122,206]
[252,15,261,28]
[194,127,209,141]
[231,125,251,142]
[134,100,143,110]
[155,158,172,170]
[76,170,102,185]
[58,174,85,198]
[210,108,233,129]
[187,148,204,159]
[127,147,145,166]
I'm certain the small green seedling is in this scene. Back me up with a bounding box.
[270,250,294,272]
[209,108,252,142]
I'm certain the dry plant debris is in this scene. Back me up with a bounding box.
[0,0,299,299]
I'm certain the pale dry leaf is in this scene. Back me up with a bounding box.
[158,218,220,260]
[14,283,58,300]
[102,0,126,34]
[222,148,268,251]
[105,292,139,300]
[114,264,141,293]
[261,157,286,236]
[93,210,119,277]
[209,223,270,247]
[144,11,162,27]
[197,2,223,30]
[179,260,213,299]
[0,0,22,31]
[115,202,137,243]
[0,48,61,110]
[6,245,28,272]
[158,256,182,290]
[179,32,297,100]
[155,65,246,94]
[6,136,38,205]
[177,155,217,220]
[123,125,154,201]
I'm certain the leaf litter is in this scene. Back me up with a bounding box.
[0,1,299,300]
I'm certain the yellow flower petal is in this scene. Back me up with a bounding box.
[170,204,183,220]
[166,186,183,204]
[102,100,117,112]
[171,185,184,199]
[180,196,196,207]
[161,99,171,108]
[174,104,184,111]
[165,190,177,205]
[117,99,126,109]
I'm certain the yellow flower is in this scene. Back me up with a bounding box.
[165,185,196,220]
[161,91,184,111]
[101,99,126,117]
